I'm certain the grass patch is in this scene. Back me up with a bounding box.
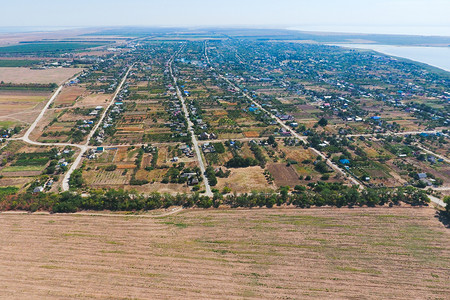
[0,42,108,54]
[336,266,381,274]
[0,60,39,67]
[1,165,45,172]
[163,221,188,228]
[39,265,61,270]
[0,121,17,128]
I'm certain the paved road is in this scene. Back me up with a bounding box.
[62,65,134,191]
[170,44,213,197]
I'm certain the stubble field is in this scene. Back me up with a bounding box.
[0,67,83,84]
[0,207,448,299]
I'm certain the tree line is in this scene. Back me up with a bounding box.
[0,183,430,213]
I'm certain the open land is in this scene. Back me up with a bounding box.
[0,207,448,299]
[0,67,83,85]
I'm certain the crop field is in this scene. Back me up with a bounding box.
[0,207,448,299]
[0,67,83,85]
[73,93,110,108]
[267,163,302,187]
[0,90,50,125]
[53,86,86,107]
[0,42,108,54]
[0,59,39,67]
[84,169,131,186]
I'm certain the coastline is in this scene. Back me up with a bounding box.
[328,43,450,73]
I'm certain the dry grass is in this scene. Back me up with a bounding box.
[243,131,259,138]
[216,166,275,193]
[73,93,110,108]
[0,67,83,85]
[0,91,50,125]
[0,207,448,299]
[54,86,86,106]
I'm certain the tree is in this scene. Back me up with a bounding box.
[314,161,329,174]
[69,169,84,189]
[444,196,450,216]
[318,117,328,127]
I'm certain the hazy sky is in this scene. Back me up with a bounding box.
[2,0,450,35]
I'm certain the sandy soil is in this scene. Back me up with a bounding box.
[0,67,82,85]
[0,207,448,299]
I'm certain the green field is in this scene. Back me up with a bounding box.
[1,165,45,173]
[0,60,39,67]
[0,42,108,54]
[0,121,17,128]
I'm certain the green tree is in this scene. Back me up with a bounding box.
[318,118,328,127]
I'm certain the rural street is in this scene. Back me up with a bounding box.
[415,144,450,164]
[169,44,213,197]
[62,64,134,191]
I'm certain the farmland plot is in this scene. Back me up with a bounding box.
[0,208,447,299]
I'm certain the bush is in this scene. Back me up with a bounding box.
[320,174,330,180]
[226,156,258,168]
[105,165,117,171]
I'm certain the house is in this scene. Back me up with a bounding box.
[417,173,427,179]
[279,128,291,136]
[181,172,197,178]
[427,156,436,164]
[199,132,210,140]
[33,186,44,193]
[95,106,103,110]
[188,176,199,186]
[339,159,350,165]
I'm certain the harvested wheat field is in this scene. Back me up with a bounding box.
[0,67,83,85]
[0,207,448,299]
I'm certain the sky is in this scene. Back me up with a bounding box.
[1,0,450,35]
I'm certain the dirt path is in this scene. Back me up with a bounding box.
[0,206,183,218]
